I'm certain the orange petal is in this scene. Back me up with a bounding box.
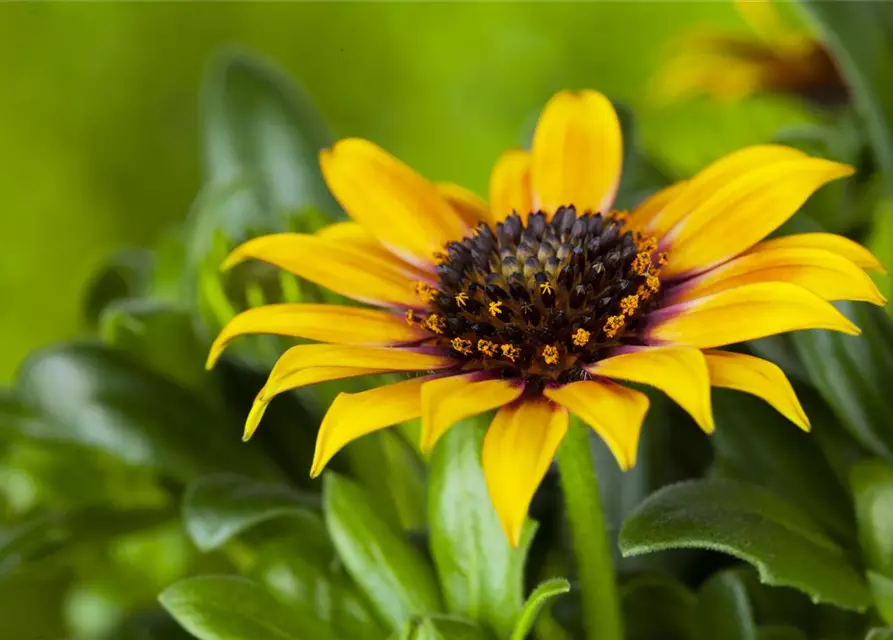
[754,233,886,274]
[531,90,623,216]
[489,149,533,223]
[647,281,860,349]
[320,138,469,262]
[669,247,886,306]
[587,346,714,433]
[482,398,568,546]
[223,233,425,308]
[704,350,809,431]
[544,380,649,470]
[437,182,492,228]
[311,376,427,477]
[626,181,688,230]
[420,374,524,452]
[207,304,429,369]
[662,156,854,277]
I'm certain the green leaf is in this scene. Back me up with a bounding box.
[851,460,893,577]
[696,571,757,640]
[792,302,893,460]
[867,199,893,319]
[619,479,870,610]
[867,629,893,640]
[200,49,339,241]
[5,344,272,481]
[797,1,893,192]
[83,249,153,326]
[620,574,696,640]
[324,473,443,630]
[0,506,170,578]
[510,579,571,640]
[428,418,534,637]
[159,575,341,640]
[869,571,893,627]
[755,628,806,640]
[710,390,854,542]
[397,616,492,640]
[182,473,319,552]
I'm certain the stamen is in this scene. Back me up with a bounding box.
[604,315,626,338]
[542,345,559,365]
[477,339,497,357]
[658,252,669,266]
[455,292,469,308]
[620,295,640,316]
[539,281,554,295]
[405,309,416,326]
[488,301,504,317]
[413,281,438,304]
[425,314,445,334]
[501,343,520,362]
[572,328,591,347]
[451,337,473,355]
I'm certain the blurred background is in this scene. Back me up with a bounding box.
[0,1,814,382]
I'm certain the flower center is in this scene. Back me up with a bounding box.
[409,206,666,388]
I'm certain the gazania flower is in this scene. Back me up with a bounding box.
[655,0,846,106]
[207,89,884,546]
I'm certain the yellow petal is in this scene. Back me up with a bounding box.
[482,398,568,547]
[670,247,886,307]
[754,233,886,273]
[489,149,533,223]
[316,222,436,278]
[626,181,688,230]
[663,157,854,277]
[242,366,386,441]
[437,182,492,228]
[419,374,524,452]
[263,344,453,397]
[704,350,809,431]
[320,138,468,262]
[647,281,861,349]
[310,376,427,477]
[223,233,423,308]
[206,304,429,370]
[544,380,649,470]
[531,90,623,215]
[587,346,714,433]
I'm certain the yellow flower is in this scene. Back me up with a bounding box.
[655,0,846,105]
[207,89,886,547]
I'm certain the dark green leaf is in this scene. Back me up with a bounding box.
[159,575,341,640]
[620,479,870,610]
[696,571,757,640]
[99,611,194,640]
[792,302,893,460]
[182,473,319,552]
[621,574,697,640]
[755,628,806,640]
[428,418,534,637]
[868,571,893,627]
[851,460,893,577]
[797,1,893,192]
[6,344,272,481]
[324,473,442,630]
[200,49,339,241]
[0,506,170,579]
[711,390,854,542]
[510,579,570,640]
[83,249,153,326]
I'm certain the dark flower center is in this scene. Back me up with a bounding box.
[408,206,666,389]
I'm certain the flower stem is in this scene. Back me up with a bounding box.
[555,420,623,640]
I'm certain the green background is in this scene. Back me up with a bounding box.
[0,1,813,381]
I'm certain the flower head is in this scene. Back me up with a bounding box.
[208,88,884,546]
[655,0,847,105]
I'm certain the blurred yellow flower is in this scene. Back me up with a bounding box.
[655,0,846,105]
[208,88,884,546]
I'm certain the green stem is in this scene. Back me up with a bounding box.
[555,420,624,640]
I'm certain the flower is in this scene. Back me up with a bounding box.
[654,0,846,106]
[207,89,885,546]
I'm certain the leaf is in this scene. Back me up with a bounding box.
[866,199,893,319]
[620,574,697,640]
[696,571,757,640]
[83,248,153,326]
[851,460,893,577]
[159,575,341,640]
[792,302,893,460]
[869,571,893,627]
[619,479,871,610]
[5,344,273,481]
[398,616,492,640]
[867,629,893,640]
[0,506,170,579]
[510,579,571,640]
[182,473,319,552]
[428,418,535,637]
[755,628,806,640]
[710,390,854,543]
[797,1,893,193]
[324,473,443,631]
[199,49,339,247]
